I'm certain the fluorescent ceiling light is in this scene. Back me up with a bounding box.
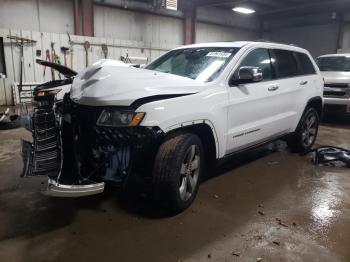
[232,7,255,14]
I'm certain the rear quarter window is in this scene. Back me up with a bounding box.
[295,52,316,75]
[271,49,298,78]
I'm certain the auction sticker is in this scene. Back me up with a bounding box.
[206,52,232,58]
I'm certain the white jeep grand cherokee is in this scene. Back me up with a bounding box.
[22,41,323,212]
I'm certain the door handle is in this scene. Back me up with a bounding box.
[268,85,279,91]
[300,80,308,85]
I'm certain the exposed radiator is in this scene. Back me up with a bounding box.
[22,107,61,177]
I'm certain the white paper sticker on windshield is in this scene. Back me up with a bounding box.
[206,52,232,58]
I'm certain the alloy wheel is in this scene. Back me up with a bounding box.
[301,113,317,147]
[179,145,200,201]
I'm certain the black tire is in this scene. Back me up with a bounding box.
[152,132,203,213]
[287,107,319,153]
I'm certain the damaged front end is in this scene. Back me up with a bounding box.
[21,92,163,197]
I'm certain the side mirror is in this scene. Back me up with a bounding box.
[230,66,263,86]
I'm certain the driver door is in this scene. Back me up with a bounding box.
[226,48,287,154]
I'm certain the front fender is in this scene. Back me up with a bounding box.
[137,89,229,158]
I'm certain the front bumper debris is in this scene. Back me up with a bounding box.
[20,94,164,197]
[45,178,105,197]
[306,146,350,167]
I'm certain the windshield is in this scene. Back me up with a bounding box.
[316,56,350,72]
[146,47,240,82]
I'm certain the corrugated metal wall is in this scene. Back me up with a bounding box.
[266,24,340,57]
[0,0,74,34]
[196,23,258,43]
[94,6,184,45]
[265,12,350,57]
[342,24,350,53]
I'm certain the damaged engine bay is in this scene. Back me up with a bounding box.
[21,60,164,197]
[22,92,163,196]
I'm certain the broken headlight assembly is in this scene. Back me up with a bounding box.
[96,110,145,127]
[35,88,62,98]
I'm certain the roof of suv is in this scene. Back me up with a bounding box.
[175,41,308,53]
[318,53,350,58]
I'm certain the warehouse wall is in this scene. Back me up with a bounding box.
[94,5,260,45]
[0,0,257,105]
[0,0,74,34]
[265,12,350,57]
[266,23,339,57]
[196,22,258,43]
[94,5,184,45]
[342,24,350,52]
[197,6,259,31]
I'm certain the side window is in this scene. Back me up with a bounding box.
[295,52,316,75]
[271,49,298,78]
[237,48,272,81]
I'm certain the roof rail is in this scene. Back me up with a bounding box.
[253,39,299,47]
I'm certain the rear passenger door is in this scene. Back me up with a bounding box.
[292,52,319,124]
[270,49,317,131]
[268,49,305,131]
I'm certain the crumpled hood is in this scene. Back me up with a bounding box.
[70,60,203,106]
[36,59,77,78]
[321,71,350,84]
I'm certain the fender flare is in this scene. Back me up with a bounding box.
[164,119,220,159]
[305,96,323,117]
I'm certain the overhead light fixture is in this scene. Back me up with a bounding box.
[232,7,255,14]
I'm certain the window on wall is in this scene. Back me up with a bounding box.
[236,48,272,81]
[271,49,298,78]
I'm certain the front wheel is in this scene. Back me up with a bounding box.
[152,132,203,213]
[287,107,319,153]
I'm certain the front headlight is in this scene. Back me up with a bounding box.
[96,110,145,127]
[35,88,62,97]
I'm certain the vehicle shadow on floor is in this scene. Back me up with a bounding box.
[114,141,285,219]
[0,140,288,242]
[0,187,109,241]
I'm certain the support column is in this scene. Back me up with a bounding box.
[82,0,94,37]
[184,3,197,45]
[73,0,82,35]
[73,0,94,36]
[337,13,345,52]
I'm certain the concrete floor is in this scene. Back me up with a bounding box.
[0,119,349,262]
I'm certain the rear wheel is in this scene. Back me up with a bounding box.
[287,107,319,153]
[152,132,203,213]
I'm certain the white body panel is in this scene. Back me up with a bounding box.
[70,42,323,159]
[56,84,71,100]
